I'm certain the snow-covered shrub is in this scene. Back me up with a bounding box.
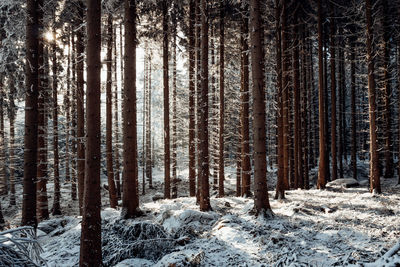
[102,219,182,266]
[0,226,44,266]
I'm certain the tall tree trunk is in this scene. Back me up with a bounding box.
[302,26,309,189]
[293,16,301,188]
[79,0,102,265]
[163,0,171,199]
[113,26,121,199]
[22,0,40,228]
[338,26,344,178]
[195,0,201,203]
[275,0,285,199]
[250,0,272,216]
[76,2,86,215]
[66,29,74,199]
[122,0,140,218]
[52,28,61,216]
[330,4,337,181]
[317,0,327,189]
[241,0,251,198]
[106,15,118,208]
[218,0,225,197]
[71,30,78,202]
[145,56,152,189]
[365,0,381,193]
[9,86,16,206]
[350,35,357,180]
[0,79,6,196]
[188,0,196,197]
[199,0,211,211]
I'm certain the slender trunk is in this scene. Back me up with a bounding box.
[275,0,285,199]
[9,90,16,206]
[188,0,196,197]
[351,35,357,180]
[76,2,85,215]
[114,24,121,199]
[293,16,301,188]
[52,29,61,216]
[338,27,344,178]
[195,0,201,203]
[163,0,171,199]
[241,1,251,198]
[218,0,225,197]
[0,78,6,196]
[199,0,211,211]
[66,29,73,199]
[71,31,78,202]
[250,0,272,216]
[145,57,152,189]
[106,15,117,208]
[79,0,102,265]
[142,55,146,195]
[302,26,309,189]
[365,0,381,193]
[317,0,327,189]
[22,0,40,228]
[122,0,140,218]
[236,135,241,197]
[330,5,337,181]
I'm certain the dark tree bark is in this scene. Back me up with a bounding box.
[195,0,201,203]
[172,14,178,199]
[250,0,272,216]
[365,0,381,193]
[145,56,152,190]
[114,23,121,198]
[218,0,225,197]
[330,4,337,181]
[350,35,357,180]
[79,0,102,265]
[76,1,85,215]
[293,15,301,188]
[0,80,5,196]
[122,0,140,218]
[22,0,40,228]
[275,0,285,199]
[106,15,118,208]
[52,28,61,216]
[317,0,327,189]
[199,0,211,211]
[240,0,251,198]
[9,85,16,206]
[163,0,171,199]
[338,26,344,178]
[188,0,196,197]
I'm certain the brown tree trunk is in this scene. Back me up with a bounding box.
[188,0,196,197]
[199,0,211,211]
[301,26,309,189]
[275,0,285,199]
[79,0,102,265]
[338,26,344,178]
[52,28,61,216]
[163,0,171,199]
[218,0,225,197]
[195,0,201,203]
[293,16,301,188]
[317,0,327,189]
[9,89,16,206]
[114,24,121,198]
[250,0,272,216]
[241,1,251,198]
[106,15,118,208]
[76,1,86,215]
[350,35,357,180]
[122,0,140,218]
[365,0,381,193]
[22,0,40,228]
[330,5,337,181]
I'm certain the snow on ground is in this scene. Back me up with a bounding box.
[2,162,400,266]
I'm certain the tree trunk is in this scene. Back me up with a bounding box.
[241,1,251,198]
[113,25,121,199]
[0,78,6,196]
[365,0,381,193]
[350,35,357,180]
[163,0,171,199]
[52,28,61,216]
[9,88,16,206]
[71,30,78,202]
[79,0,102,265]
[199,0,211,211]
[330,4,337,181]
[76,1,85,215]
[106,15,118,208]
[22,0,40,228]
[338,26,344,178]
[122,0,140,218]
[195,0,201,203]
[188,0,196,197]
[250,0,272,216]
[275,0,285,199]
[218,0,225,197]
[293,15,301,188]
[145,56,152,189]
[317,0,327,189]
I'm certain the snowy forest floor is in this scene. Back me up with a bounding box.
[2,161,400,266]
